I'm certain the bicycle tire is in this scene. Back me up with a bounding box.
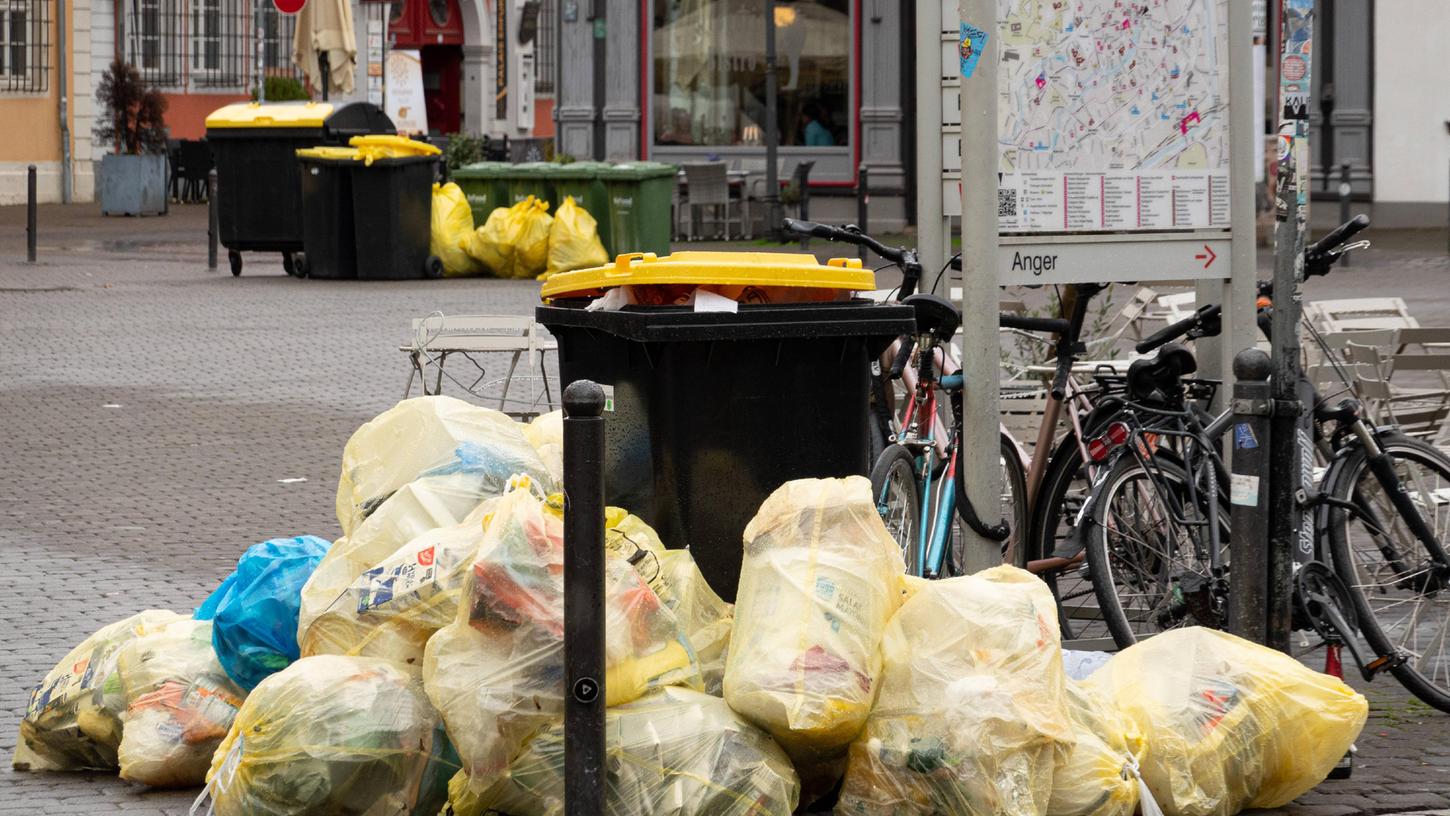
[1326,432,1450,713]
[870,443,922,576]
[1086,454,1229,648]
[946,433,1028,575]
[1028,433,1112,642]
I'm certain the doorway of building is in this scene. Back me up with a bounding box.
[390,0,467,134]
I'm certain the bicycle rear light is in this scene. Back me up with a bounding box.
[1086,422,1131,463]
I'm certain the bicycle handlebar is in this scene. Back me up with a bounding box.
[1135,304,1223,354]
[1308,213,1370,262]
[1000,314,1071,334]
[781,218,905,265]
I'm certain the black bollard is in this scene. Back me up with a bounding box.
[1338,163,1352,267]
[208,168,219,271]
[857,164,870,264]
[562,380,606,816]
[1228,348,1273,645]
[26,164,36,263]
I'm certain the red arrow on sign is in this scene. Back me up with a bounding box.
[1194,244,1217,269]
[274,0,305,15]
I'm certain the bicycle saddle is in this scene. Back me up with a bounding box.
[903,293,961,343]
[1127,342,1197,402]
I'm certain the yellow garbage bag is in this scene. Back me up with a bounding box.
[431,182,484,277]
[299,495,500,666]
[1048,680,1146,816]
[451,686,799,816]
[837,566,1074,816]
[521,410,562,484]
[198,655,456,816]
[658,549,733,696]
[1086,627,1369,816]
[512,196,554,280]
[333,395,552,537]
[13,610,183,772]
[115,619,245,788]
[544,196,609,280]
[422,488,700,800]
[724,476,906,773]
[466,204,517,277]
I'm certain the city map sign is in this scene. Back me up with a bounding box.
[932,0,1249,285]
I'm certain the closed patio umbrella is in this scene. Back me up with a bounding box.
[293,0,357,99]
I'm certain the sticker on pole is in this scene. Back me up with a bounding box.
[1230,473,1260,507]
[273,0,305,15]
[959,22,988,79]
[1234,422,1259,449]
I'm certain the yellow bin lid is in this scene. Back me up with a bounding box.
[205,101,335,129]
[296,146,361,160]
[348,134,442,157]
[540,251,874,299]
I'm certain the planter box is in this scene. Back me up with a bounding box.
[99,153,168,216]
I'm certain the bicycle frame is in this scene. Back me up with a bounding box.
[896,349,961,579]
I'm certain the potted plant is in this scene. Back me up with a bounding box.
[95,60,169,216]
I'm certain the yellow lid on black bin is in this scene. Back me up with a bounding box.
[540,251,875,300]
[205,101,336,129]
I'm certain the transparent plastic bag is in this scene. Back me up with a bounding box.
[334,396,550,537]
[658,549,733,696]
[115,619,245,788]
[544,196,609,280]
[431,182,484,278]
[300,498,497,666]
[199,655,457,816]
[455,686,798,816]
[724,476,905,765]
[196,535,331,691]
[837,566,1074,816]
[521,410,563,484]
[13,609,183,772]
[422,488,699,798]
[1047,680,1145,816]
[1086,627,1368,816]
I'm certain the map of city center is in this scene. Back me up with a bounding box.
[993,0,1231,233]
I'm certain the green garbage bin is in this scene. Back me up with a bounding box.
[506,162,556,207]
[452,161,511,224]
[598,162,678,256]
[539,161,613,255]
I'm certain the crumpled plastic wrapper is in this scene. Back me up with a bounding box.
[13,609,183,772]
[423,488,700,801]
[115,618,245,787]
[724,476,905,773]
[836,566,1074,816]
[522,411,563,485]
[199,655,457,816]
[1086,627,1368,816]
[450,686,798,816]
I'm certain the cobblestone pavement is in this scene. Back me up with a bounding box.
[2,203,1448,814]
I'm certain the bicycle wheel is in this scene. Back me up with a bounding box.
[946,432,1028,575]
[870,443,921,576]
[1327,433,1450,712]
[1028,435,1115,645]
[1086,454,1229,648]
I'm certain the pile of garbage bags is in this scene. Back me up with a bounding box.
[12,397,1372,816]
[439,193,609,280]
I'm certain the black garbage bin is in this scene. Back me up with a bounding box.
[537,253,915,600]
[295,147,360,280]
[205,101,394,277]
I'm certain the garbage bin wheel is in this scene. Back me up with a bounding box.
[282,252,298,277]
[424,255,445,279]
[228,251,243,277]
[286,252,309,279]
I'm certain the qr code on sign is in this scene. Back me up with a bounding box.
[997,188,1018,218]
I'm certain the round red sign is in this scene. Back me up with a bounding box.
[274,0,305,15]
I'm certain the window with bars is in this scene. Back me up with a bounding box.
[533,0,554,95]
[129,0,292,89]
[1,0,49,93]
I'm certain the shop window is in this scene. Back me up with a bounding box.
[0,0,47,93]
[652,0,850,148]
[257,4,298,74]
[534,0,555,95]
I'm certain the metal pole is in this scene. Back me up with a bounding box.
[590,1,605,160]
[56,0,70,204]
[1266,0,1316,654]
[26,164,36,263]
[208,168,219,271]
[762,0,781,240]
[955,0,1003,573]
[1228,348,1273,645]
[562,380,606,816]
[857,164,869,264]
[1338,161,1351,265]
[914,1,943,269]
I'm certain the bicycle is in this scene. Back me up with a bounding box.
[1071,215,1450,711]
[781,218,1062,576]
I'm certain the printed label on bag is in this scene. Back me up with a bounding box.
[357,546,438,613]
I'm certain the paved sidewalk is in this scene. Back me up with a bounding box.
[1,203,1448,813]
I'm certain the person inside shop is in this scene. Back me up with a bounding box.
[800,104,835,147]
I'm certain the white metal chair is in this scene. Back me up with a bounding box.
[401,314,558,417]
[681,162,743,240]
[1305,297,1418,333]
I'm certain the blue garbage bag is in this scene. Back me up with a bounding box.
[196,535,331,690]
